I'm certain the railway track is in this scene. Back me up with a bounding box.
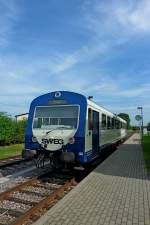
[0,155,21,161]
[0,156,40,178]
[0,170,77,225]
[0,156,30,169]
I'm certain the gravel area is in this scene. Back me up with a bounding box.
[0,160,35,177]
[0,200,31,213]
[0,166,73,225]
[0,163,52,194]
[0,176,29,193]
[0,213,15,224]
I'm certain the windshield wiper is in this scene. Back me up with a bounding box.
[45,126,70,135]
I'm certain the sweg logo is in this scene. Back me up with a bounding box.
[42,138,64,145]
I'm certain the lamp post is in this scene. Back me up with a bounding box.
[137,106,143,140]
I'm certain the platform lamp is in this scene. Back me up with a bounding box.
[137,106,143,140]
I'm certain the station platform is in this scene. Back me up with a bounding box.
[34,134,150,225]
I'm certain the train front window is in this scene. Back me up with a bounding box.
[33,106,79,130]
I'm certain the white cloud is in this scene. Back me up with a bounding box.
[49,54,77,74]
[0,0,150,125]
[14,0,150,79]
[119,84,150,97]
[0,0,19,47]
[84,77,150,100]
[115,0,150,32]
[48,42,109,75]
[46,0,150,81]
[82,0,150,51]
[86,82,118,94]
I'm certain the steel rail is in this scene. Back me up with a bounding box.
[0,171,77,225]
[12,178,77,225]
[0,157,31,169]
[0,155,21,161]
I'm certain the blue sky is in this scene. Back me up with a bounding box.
[0,0,150,125]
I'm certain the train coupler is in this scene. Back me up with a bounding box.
[33,154,46,168]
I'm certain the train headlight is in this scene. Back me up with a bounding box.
[68,137,75,144]
[32,136,37,143]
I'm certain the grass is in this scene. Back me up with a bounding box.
[0,144,24,160]
[142,135,150,174]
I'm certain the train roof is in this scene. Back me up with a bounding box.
[87,99,127,124]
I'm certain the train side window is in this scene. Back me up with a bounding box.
[117,120,121,129]
[115,119,119,129]
[112,117,115,129]
[115,119,117,129]
[88,108,93,130]
[123,123,126,129]
[110,117,112,129]
[118,120,120,129]
[107,116,111,129]
[102,114,106,129]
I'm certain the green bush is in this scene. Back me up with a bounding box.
[142,135,150,174]
[0,112,27,146]
[15,119,27,143]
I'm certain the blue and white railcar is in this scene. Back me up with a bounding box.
[24,91,127,165]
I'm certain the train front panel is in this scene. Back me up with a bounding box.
[25,91,87,163]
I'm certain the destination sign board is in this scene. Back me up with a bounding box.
[48,100,68,105]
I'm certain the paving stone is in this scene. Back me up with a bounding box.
[33,134,150,225]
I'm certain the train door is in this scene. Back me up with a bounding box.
[86,108,93,151]
[92,111,99,154]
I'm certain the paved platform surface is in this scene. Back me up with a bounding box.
[34,134,150,225]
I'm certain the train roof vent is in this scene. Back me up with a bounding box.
[88,96,93,100]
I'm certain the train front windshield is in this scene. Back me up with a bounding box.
[33,105,79,130]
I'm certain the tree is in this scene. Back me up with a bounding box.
[15,119,28,143]
[118,113,131,129]
[0,112,27,145]
[0,112,15,145]
[147,122,150,131]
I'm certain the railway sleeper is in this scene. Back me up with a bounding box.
[8,197,35,207]
[0,208,22,218]
[20,189,50,197]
